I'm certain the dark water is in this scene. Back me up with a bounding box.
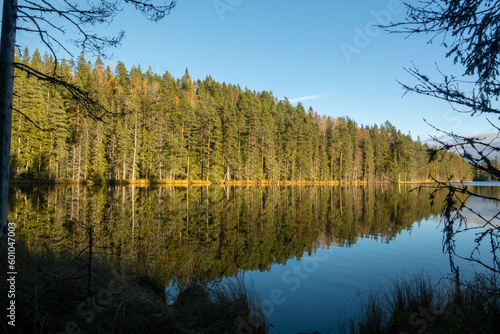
[8,183,500,333]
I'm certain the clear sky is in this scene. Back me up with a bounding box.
[10,0,496,142]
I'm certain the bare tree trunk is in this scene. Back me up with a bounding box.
[330,144,334,181]
[187,125,191,181]
[180,121,184,179]
[339,146,343,183]
[0,0,17,237]
[122,153,127,180]
[72,145,76,180]
[132,112,137,182]
[364,158,368,183]
[55,152,59,179]
[170,135,173,180]
[261,134,264,179]
[206,129,211,182]
[78,143,82,181]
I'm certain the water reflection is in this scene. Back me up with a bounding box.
[9,183,500,333]
[8,184,462,283]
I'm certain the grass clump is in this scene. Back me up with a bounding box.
[340,272,500,334]
[0,239,268,334]
[171,277,267,333]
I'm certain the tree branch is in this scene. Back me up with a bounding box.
[12,108,48,131]
[14,62,113,121]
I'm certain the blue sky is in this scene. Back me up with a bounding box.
[11,0,496,141]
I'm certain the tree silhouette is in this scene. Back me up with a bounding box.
[0,0,177,236]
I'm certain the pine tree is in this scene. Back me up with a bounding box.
[196,82,222,182]
[361,128,375,182]
[8,49,473,184]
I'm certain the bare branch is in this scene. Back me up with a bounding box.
[14,62,113,121]
[424,179,500,274]
[400,66,500,116]
[426,121,500,179]
[12,108,48,131]
[124,0,177,22]
[384,0,500,88]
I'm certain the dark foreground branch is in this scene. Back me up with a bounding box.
[15,62,114,121]
[400,66,500,116]
[415,180,500,274]
[425,121,500,179]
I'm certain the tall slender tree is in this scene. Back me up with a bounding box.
[0,0,17,236]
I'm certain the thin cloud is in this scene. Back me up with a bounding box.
[425,130,500,159]
[289,94,327,103]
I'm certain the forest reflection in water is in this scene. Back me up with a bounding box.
[8,183,500,333]
[8,183,467,284]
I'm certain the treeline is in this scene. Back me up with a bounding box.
[474,158,500,182]
[9,184,449,283]
[12,49,473,182]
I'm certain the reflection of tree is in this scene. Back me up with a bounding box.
[9,185,449,283]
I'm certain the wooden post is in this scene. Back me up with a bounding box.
[0,0,18,237]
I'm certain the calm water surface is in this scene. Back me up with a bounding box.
[8,182,499,333]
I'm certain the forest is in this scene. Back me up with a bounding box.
[11,49,473,183]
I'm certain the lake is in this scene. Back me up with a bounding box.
[8,182,499,333]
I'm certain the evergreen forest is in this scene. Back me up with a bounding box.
[11,49,473,183]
